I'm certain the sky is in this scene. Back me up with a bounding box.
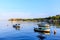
[0,0,60,19]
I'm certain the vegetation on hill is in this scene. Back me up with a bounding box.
[9,15,60,22]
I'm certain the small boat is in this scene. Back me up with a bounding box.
[34,27,50,33]
[37,22,50,27]
[13,24,20,28]
[13,24,20,30]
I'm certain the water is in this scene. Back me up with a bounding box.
[0,21,60,40]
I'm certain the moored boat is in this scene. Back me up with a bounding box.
[37,22,50,27]
[34,27,50,33]
[13,24,20,28]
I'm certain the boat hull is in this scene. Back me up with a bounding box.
[34,28,50,33]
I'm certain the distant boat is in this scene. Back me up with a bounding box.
[13,24,20,28]
[37,22,50,27]
[13,24,20,30]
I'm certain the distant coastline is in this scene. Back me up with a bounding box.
[9,15,60,22]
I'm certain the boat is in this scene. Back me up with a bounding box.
[13,24,20,28]
[34,22,50,33]
[13,24,20,30]
[37,22,50,27]
[34,27,50,33]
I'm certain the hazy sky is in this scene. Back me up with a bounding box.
[0,0,60,19]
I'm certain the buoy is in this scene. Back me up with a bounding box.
[54,30,56,35]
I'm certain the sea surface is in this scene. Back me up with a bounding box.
[0,21,60,40]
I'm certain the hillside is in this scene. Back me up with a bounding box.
[9,15,60,22]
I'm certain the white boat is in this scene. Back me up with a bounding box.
[37,22,50,27]
[34,22,50,33]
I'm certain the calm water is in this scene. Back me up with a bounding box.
[0,21,60,40]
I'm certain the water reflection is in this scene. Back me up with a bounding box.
[8,21,60,40]
[37,32,50,40]
[54,22,60,27]
[49,22,60,28]
[37,35,45,40]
